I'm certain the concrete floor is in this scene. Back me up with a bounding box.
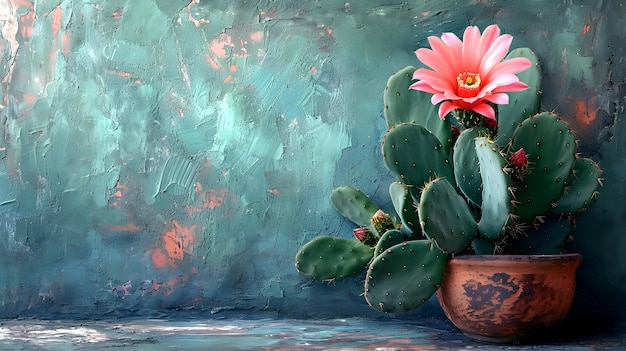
[0,317,623,350]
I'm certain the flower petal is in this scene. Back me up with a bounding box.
[480,73,521,93]
[471,103,496,120]
[431,93,449,105]
[428,35,461,75]
[439,101,458,119]
[439,32,463,72]
[491,81,529,93]
[462,26,482,72]
[409,80,441,95]
[484,92,509,105]
[479,34,513,75]
[415,48,456,82]
[412,68,455,92]
[479,25,501,56]
[485,57,532,82]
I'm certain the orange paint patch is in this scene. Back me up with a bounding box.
[267,188,280,195]
[22,93,37,104]
[111,8,123,19]
[11,0,33,9]
[151,249,168,269]
[205,54,220,70]
[107,224,139,232]
[574,96,598,126]
[19,11,35,39]
[209,33,234,59]
[204,188,228,209]
[582,17,591,35]
[109,181,130,207]
[61,32,71,56]
[186,184,234,217]
[149,275,191,296]
[166,275,189,287]
[310,66,317,74]
[250,31,264,43]
[159,220,197,268]
[48,6,62,38]
[114,71,132,78]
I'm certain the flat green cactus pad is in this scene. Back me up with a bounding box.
[475,137,513,240]
[382,123,454,200]
[364,240,446,313]
[330,186,380,228]
[453,126,490,206]
[295,236,374,280]
[384,66,452,151]
[389,181,420,234]
[374,229,406,257]
[510,112,577,222]
[552,157,603,216]
[418,178,478,254]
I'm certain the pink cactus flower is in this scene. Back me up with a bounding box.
[409,25,532,121]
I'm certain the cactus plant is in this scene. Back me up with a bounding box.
[294,24,602,316]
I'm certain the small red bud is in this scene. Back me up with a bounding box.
[451,125,461,136]
[510,148,528,168]
[353,227,368,242]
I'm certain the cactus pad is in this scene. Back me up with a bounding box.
[509,112,577,222]
[389,181,420,234]
[330,186,380,228]
[384,66,452,150]
[295,236,374,280]
[364,240,446,313]
[418,178,478,254]
[374,229,407,257]
[475,137,513,240]
[382,123,454,199]
[453,126,490,206]
[471,237,496,255]
[552,157,603,216]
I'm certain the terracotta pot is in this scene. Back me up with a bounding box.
[436,254,582,343]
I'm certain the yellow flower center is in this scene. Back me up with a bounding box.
[457,72,481,98]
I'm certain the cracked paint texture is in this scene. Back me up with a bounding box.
[0,0,624,323]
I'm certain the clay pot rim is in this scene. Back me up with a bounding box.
[449,253,582,263]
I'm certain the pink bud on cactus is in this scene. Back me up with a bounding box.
[510,148,528,168]
[371,209,394,236]
[353,227,368,241]
[451,125,461,137]
[353,227,378,247]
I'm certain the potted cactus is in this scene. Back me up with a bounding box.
[294,25,603,342]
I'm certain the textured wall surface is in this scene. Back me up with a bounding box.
[0,0,624,322]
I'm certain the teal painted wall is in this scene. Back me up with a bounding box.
[0,0,623,322]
